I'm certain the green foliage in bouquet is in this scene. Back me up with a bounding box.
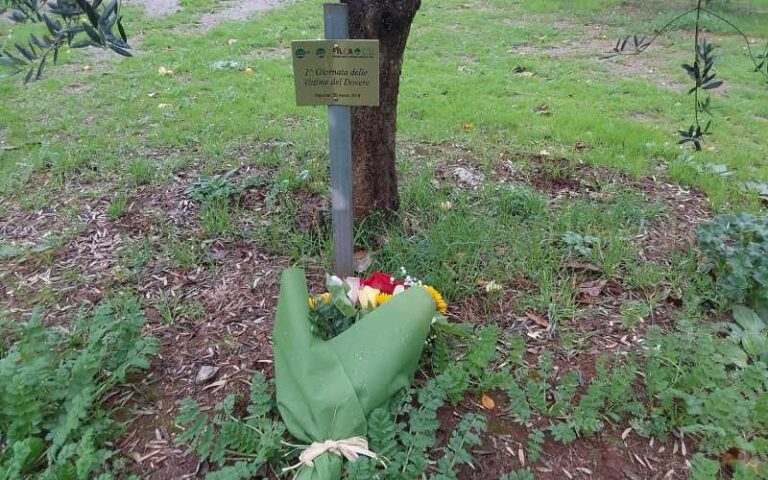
[0,295,157,479]
[306,271,448,342]
[308,275,359,341]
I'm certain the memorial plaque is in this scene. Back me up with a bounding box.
[292,40,380,107]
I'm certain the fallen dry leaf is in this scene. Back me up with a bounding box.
[354,250,373,273]
[525,311,550,329]
[721,447,750,468]
[577,279,608,304]
[534,103,552,116]
[566,260,601,273]
[481,393,496,410]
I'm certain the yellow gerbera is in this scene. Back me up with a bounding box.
[422,285,448,314]
[308,293,331,310]
[376,292,393,306]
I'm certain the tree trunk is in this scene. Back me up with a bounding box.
[342,0,421,220]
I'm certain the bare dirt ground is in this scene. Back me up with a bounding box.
[506,19,690,92]
[196,0,284,32]
[125,0,181,18]
[123,0,284,32]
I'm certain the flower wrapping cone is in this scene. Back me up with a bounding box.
[274,268,436,480]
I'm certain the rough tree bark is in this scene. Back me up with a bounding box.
[342,0,421,220]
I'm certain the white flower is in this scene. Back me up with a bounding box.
[344,277,361,303]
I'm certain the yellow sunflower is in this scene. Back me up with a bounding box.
[422,285,448,314]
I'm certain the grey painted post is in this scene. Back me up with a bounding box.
[324,3,354,278]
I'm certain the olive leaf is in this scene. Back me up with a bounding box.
[1,0,131,82]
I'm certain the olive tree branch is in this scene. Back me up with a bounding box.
[601,7,698,59]
[702,7,768,80]
[0,0,131,82]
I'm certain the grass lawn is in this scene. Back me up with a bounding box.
[1,0,767,478]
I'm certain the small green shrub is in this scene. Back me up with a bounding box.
[488,186,547,221]
[175,373,286,479]
[106,195,128,220]
[0,296,157,479]
[697,213,768,308]
[500,469,535,480]
[185,169,268,204]
[637,320,768,456]
[127,159,155,186]
[432,413,487,479]
[165,236,203,270]
[526,430,544,463]
[201,197,232,237]
[561,231,601,259]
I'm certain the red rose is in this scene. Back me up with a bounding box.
[361,272,404,294]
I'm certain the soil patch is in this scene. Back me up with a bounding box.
[434,395,689,480]
[508,21,689,92]
[119,244,288,479]
[248,46,291,60]
[0,168,294,478]
[124,0,180,18]
[501,154,712,261]
[195,0,283,32]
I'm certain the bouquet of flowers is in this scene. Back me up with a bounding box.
[307,269,447,340]
[273,268,445,480]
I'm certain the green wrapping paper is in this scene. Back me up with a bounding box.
[274,268,437,480]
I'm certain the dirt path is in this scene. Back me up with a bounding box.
[123,0,283,30]
[124,0,180,18]
[196,0,284,32]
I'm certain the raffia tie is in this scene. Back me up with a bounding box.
[283,437,377,472]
